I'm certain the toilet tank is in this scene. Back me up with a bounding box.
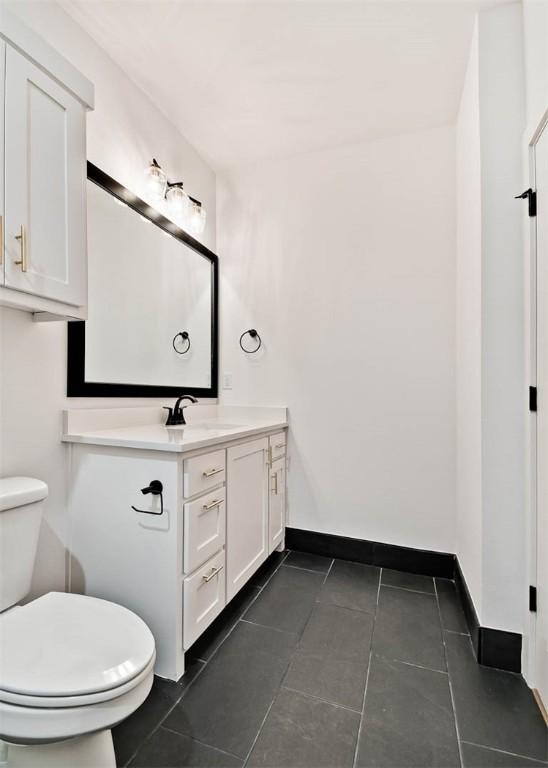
[0,477,48,611]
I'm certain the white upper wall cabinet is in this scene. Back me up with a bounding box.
[0,8,93,320]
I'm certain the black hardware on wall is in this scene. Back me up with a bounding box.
[529,585,537,613]
[515,188,537,218]
[530,386,537,413]
[173,331,191,354]
[240,328,262,354]
[132,480,164,515]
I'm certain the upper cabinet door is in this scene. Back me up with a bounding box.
[4,45,86,307]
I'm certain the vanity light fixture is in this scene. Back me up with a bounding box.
[144,158,167,202]
[166,182,190,222]
[144,158,206,235]
[188,199,207,235]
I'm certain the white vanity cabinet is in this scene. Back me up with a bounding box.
[64,410,287,681]
[0,9,94,319]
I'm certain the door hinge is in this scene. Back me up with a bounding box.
[530,585,537,612]
[530,386,537,412]
[515,188,537,217]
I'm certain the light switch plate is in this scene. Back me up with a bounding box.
[222,372,233,390]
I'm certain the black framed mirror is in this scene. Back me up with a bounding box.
[67,162,218,398]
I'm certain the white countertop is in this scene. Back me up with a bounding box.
[62,405,288,454]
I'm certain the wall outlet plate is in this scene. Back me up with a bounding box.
[222,372,233,390]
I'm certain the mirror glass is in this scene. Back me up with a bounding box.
[67,166,218,398]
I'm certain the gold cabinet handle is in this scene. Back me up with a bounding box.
[271,471,278,495]
[274,443,285,449]
[14,225,27,272]
[202,564,223,583]
[202,498,222,511]
[203,467,223,478]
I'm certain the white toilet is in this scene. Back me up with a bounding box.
[0,477,156,767]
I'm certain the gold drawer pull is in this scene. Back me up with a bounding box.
[203,467,223,478]
[271,471,278,495]
[14,225,27,272]
[203,498,222,511]
[273,443,285,449]
[202,564,223,583]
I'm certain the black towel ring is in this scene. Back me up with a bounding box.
[240,329,262,354]
[173,331,191,355]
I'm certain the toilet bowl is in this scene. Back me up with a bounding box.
[0,478,156,767]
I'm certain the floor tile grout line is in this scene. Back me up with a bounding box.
[351,649,373,768]
[397,658,449,675]
[351,567,381,768]
[322,558,335,584]
[380,582,436,597]
[434,578,464,768]
[158,724,244,761]
[283,563,332,576]
[239,616,300,638]
[280,684,363,715]
[460,740,548,765]
[241,692,279,768]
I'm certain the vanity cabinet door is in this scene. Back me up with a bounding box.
[226,437,269,602]
[4,45,86,307]
[269,457,285,553]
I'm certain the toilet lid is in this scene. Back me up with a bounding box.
[0,592,155,698]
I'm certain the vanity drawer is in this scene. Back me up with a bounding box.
[184,488,226,574]
[183,550,226,649]
[269,432,286,461]
[183,449,226,498]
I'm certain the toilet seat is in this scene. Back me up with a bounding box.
[0,591,155,706]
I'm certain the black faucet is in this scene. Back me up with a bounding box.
[163,395,198,426]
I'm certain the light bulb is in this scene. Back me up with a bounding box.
[166,183,190,223]
[188,200,206,235]
[144,159,167,202]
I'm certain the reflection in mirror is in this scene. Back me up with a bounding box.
[67,165,218,398]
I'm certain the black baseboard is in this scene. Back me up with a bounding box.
[285,527,455,578]
[286,526,522,674]
[454,560,522,673]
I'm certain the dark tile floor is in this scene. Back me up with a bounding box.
[114,551,548,768]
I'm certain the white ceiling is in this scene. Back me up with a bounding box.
[60,0,500,170]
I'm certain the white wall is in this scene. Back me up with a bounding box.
[456,19,483,618]
[218,125,456,553]
[455,3,525,633]
[523,0,548,135]
[0,0,216,598]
